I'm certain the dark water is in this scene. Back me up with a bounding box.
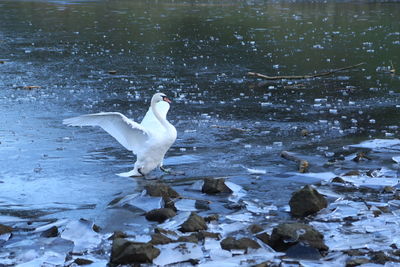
[0,0,400,264]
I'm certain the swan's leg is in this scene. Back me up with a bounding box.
[138,168,145,176]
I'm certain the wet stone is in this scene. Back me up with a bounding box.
[202,178,233,194]
[149,233,173,245]
[179,212,207,233]
[145,208,176,223]
[110,238,160,265]
[289,185,327,217]
[40,226,59,238]
[220,237,261,253]
[145,183,180,198]
[344,170,360,176]
[0,224,13,235]
[269,223,328,252]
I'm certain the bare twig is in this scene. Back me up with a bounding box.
[211,125,250,132]
[281,151,309,173]
[247,62,366,80]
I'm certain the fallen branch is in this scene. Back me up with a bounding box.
[280,151,309,173]
[211,125,250,132]
[247,62,366,80]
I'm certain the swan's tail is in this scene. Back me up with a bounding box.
[117,169,143,177]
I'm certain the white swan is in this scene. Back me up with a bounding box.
[63,93,177,177]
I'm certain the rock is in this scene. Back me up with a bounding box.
[179,212,207,232]
[249,224,264,234]
[154,228,177,237]
[204,214,219,223]
[331,177,346,183]
[163,197,177,211]
[382,186,395,193]
[255,232,270,245]
[346,258,370,267]
[110,238,160,264]
[176,233,199,243]
[253,262,273,267]
[0,224,13,235]
[344,170,360,176]
[195,200,210,210]
[40,226,58,238]
[196,231,220,240]
[285,243,322,260]
[73,258,93,265]
[269,223,328,252]
[202,178,232,194]
[145,208,176,223]
[370,251,400,264]
[289,185,327,217]
[108,231,127,240]
[145,183,180,198]
[220,237,261,252]
[149,233,173,245]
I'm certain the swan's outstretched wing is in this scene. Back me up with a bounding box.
[140,101,170,135]
[63,112,149,153]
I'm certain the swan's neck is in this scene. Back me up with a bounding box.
[151,101,170,129]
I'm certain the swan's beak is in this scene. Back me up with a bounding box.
[163,96,172,103]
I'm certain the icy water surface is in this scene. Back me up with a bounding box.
[0,0,400,266]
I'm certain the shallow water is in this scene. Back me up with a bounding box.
[0,0,400,265]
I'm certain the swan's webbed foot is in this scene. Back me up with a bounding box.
[160,166,185,176]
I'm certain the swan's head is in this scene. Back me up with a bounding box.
[152,92,171,104]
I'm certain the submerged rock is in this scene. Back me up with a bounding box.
[145,208,176,223]
[145,183,180,198]
[269,223,328,252]
[179,212,207,232]
[110,238,160,264]
[220,237,261,252]
[289,185,327,217]
[202,178,233,194]
[40,226,59,238]
[108,231,127,240]
[255,232,270,245]
[285,243,322,260]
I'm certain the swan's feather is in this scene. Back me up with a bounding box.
[63,112,149,153]
[140,101,170,136]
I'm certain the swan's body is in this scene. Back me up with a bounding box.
[63,93,177,177]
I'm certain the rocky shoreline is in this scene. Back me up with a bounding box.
[2,160,400,267]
